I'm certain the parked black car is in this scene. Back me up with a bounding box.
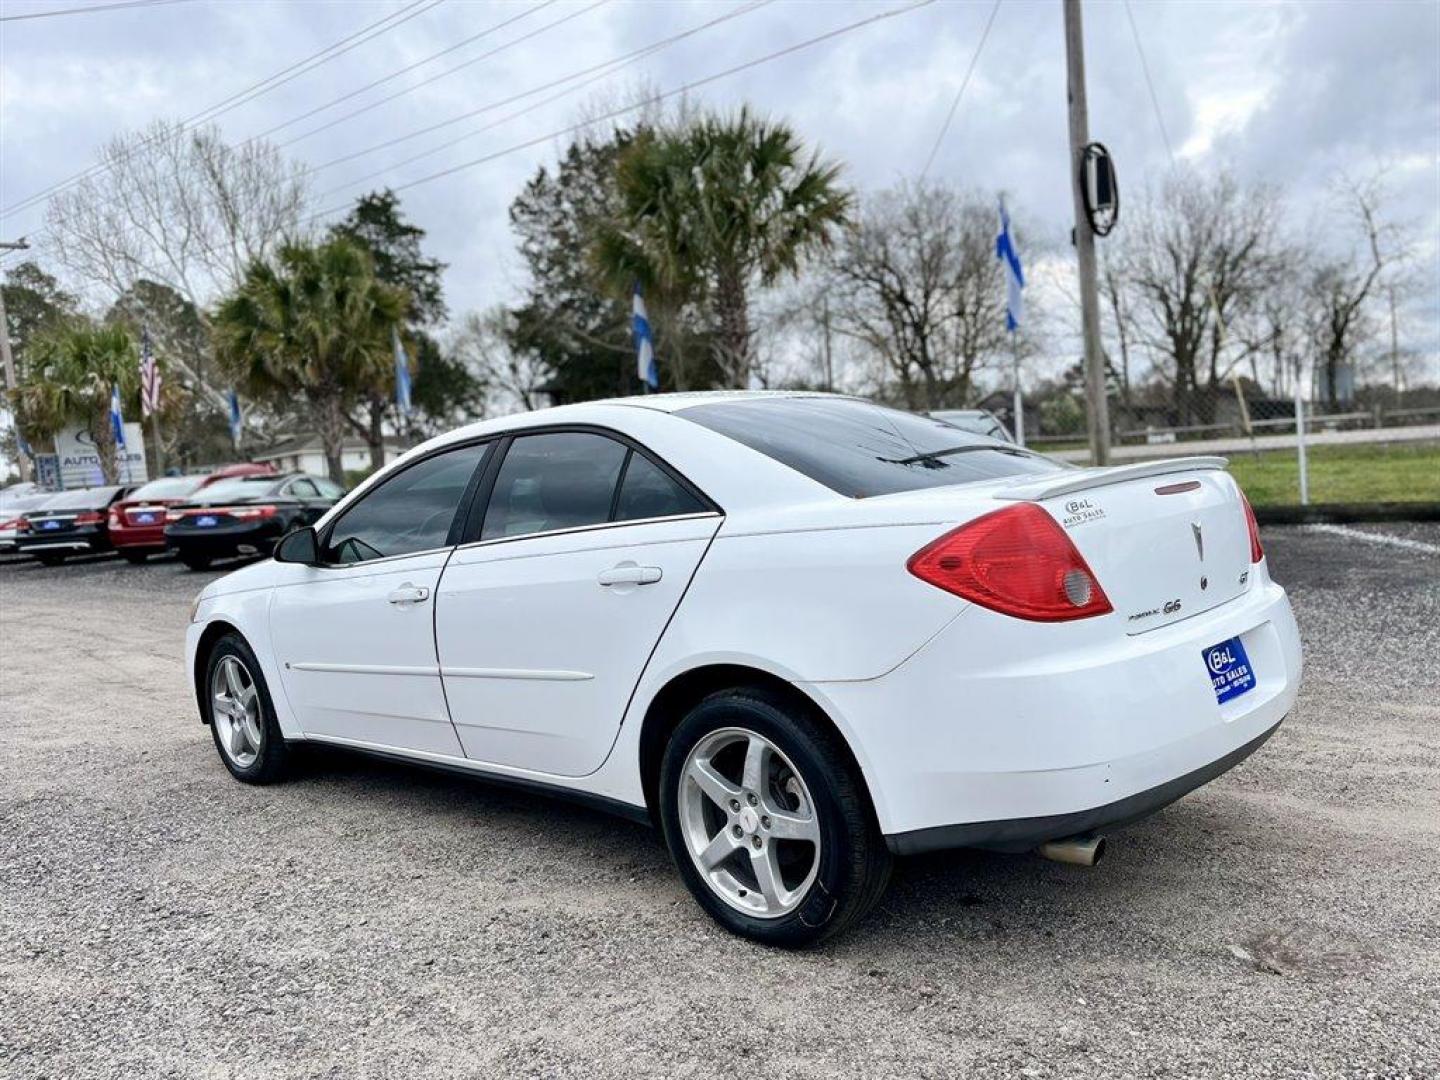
[164,472,345,570]
[14,485,132,565]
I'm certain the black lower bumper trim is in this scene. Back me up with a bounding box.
[884,717,1284,856]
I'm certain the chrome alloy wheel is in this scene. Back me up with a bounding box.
[211,655,263,769]
[678,726,822,919]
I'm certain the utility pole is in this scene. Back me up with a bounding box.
[1063,0,1111,466]
[0,238,34,484]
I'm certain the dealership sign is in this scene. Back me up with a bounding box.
[55,424,148,489]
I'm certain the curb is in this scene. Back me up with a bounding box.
[1254,503,1440,525]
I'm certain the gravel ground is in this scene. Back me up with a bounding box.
[1,528,1437,1079]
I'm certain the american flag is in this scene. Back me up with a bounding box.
[139,327,161,418]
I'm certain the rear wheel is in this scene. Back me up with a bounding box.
[204,633,290,784]
[659,689,891,947]
[180,552,212,571]
[120,549,148,564]
[35,552,65,566]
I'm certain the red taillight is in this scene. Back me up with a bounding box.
[15,518,30,533]
[166,510,183,523]
[1240,492,1263,563]
[230,504,277,520]
[1,517,21,532]
[908,504,1113,622]
[74,511,104,526]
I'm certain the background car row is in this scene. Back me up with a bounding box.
[0,467,345,569]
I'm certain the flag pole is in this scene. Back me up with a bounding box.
[1011,336,1025,447]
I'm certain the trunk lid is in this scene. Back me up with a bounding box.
[1002,460,1251,633]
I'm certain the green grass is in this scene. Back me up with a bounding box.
[1223,441,1440,506]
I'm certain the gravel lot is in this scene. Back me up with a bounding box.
[2,526,1437,1079]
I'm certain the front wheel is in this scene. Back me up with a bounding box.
[659,689,891,947]
[204,633,290,784]
[120,549,149,564]
[180,552,212,571]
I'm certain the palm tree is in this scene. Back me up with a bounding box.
[593,108,852,388]
[213,237,407,484]
[16,321,138,484]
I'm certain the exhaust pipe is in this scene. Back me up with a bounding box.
[1037,834,1107,867]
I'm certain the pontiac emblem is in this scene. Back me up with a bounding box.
[1191,522,1204,561]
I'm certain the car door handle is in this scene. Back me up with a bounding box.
[386,583,431,605]
[597,564,662,587]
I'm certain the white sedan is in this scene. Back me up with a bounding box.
[186,392,1301,946]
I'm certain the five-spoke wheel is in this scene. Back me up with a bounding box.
[204,633,290,783]
[679,727,822,918]
[211,655,263,769]
[660,689,891,947]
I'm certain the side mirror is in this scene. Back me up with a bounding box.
[274,525,320,565]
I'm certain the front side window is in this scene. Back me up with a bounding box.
[325,443,487,564]
[481,433,628,540]
[681,397,1062,498]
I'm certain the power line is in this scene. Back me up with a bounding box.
[307,0,938,226]
[1122,0,1176,164]
[279,0,609,150]
[250,0,558,144]
[0,0,443,220]
[0,0,191,23]
[918,0,1001,181]
[311,0,777,195]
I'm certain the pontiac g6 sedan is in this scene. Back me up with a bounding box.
[186,393,1302,946]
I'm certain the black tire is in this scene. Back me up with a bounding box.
[658,688,891,947]
[35,552,65,566]
[180,552,212,571]
[202,632,291,784]
[120,549,149,564]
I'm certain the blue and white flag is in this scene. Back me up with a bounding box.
[227,390,243,448]
[392,325,413,417]
[996,197,1025,333]
[109,385,127,448]
[632,282,659,392]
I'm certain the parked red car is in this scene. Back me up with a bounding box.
[108,464,275,562]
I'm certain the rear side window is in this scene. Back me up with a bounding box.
[481,433,628,540]
[286,478,319,498]
[680,397,1061,498]
[129,476,204,501]
[615,452,705,522]
[325,443,487,564]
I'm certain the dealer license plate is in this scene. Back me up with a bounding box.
[1204,636,1256,705]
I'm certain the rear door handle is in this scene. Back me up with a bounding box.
[597,563,662,587]
[387,583,431,605]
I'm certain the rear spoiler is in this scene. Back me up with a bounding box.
[995,456,1229,502]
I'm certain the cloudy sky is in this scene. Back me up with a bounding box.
[2,0,1437,372]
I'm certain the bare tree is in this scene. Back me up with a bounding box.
[1119,170,1284,425]
[1303,178,1398,409]
[44,120,308,412]
[450,307,548,415]
[827,181,1014,411]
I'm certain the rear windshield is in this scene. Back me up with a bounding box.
[129,476,205,501]
[193,476,283,503]
[40,486,123,510]
[680,397,1062,498]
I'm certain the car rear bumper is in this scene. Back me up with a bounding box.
[15,526,110,555]
[167,521,283,556]
[111,524,168,550]
[805,569,1302,849]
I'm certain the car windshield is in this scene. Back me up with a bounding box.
[680,397,1061,498]
[129,476,206,501]
[39,486,123,510]
[192,476,282,503]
